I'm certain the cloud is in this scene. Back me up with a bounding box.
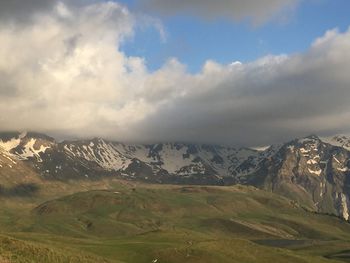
[137,0,300,24]
[134,28,350,146]
[0,0,107,24]
[0,1,350,146]
[0,1,139,134]
[0,0,58,23]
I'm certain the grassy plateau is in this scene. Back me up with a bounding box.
[0,178,349,262]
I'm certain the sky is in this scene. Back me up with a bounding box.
[122,0,350,72]
[0,0,350,146]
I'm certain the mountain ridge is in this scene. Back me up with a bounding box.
[1,131,350,220]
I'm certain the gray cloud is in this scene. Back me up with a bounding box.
[132,29,350,146]
[137,0,299,23]
[0,0,99,24]
[0,1,350,146]
[0,0,58,23]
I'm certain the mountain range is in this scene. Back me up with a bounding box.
[1,131,350,220]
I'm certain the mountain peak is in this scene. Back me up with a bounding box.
[305,134,320,140]
[0,131,54,161]
[320,134,350,151]
[0,131,54,142]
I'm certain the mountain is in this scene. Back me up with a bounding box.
[0,131,277,183]
[1,131,350,220]
[246,135,350,219]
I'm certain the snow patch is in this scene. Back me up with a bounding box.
[0,137,20,152]
[333,156,341,164]
[250,146,270,152]
[20,139,51,161]
[321,135,350,151]
[300,148,310,154]
[3,155,17,164]
[339,193,350,220]
[308,168,322,176]
[307,159,317,165]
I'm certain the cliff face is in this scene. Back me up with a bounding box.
[248,136,350,219]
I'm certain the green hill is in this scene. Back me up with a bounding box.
[0,182,349,262]
[0,235,113,263]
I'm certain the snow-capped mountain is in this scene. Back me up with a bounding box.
[0,132,274,183]
[247,135,350,220]
[1,131,350,220]
[320,135,350,152]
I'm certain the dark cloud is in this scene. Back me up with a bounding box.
[0,0,57,23]
[133,29,350,146]
[0,0,98,24]
[137,0,299,23]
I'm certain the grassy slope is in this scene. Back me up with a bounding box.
[0,180,349,262]
[0,235,114,263]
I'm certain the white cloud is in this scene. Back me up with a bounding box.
[0,2,141,135]
[1,1,350,146]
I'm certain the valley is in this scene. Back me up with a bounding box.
[1,180,350,262]
[1,132,350,262]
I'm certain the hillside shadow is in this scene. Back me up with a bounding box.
[325,250,350,262]
[0,183,40,197]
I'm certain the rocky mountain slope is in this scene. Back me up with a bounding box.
[0,131,350,220]
[248,135,350,220]
[0,131,277,183]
